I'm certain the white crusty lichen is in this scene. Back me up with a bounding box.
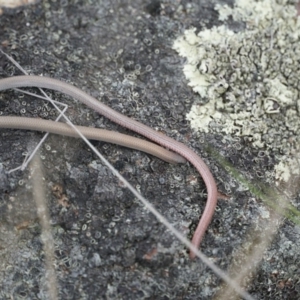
[173,0,300,183]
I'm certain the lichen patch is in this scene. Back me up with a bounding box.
[173,0,300,183]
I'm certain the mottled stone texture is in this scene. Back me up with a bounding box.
[0,1,299,299]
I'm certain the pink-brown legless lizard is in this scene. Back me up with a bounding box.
[0,75,218,259]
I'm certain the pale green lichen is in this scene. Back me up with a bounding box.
[173,0,300,183]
